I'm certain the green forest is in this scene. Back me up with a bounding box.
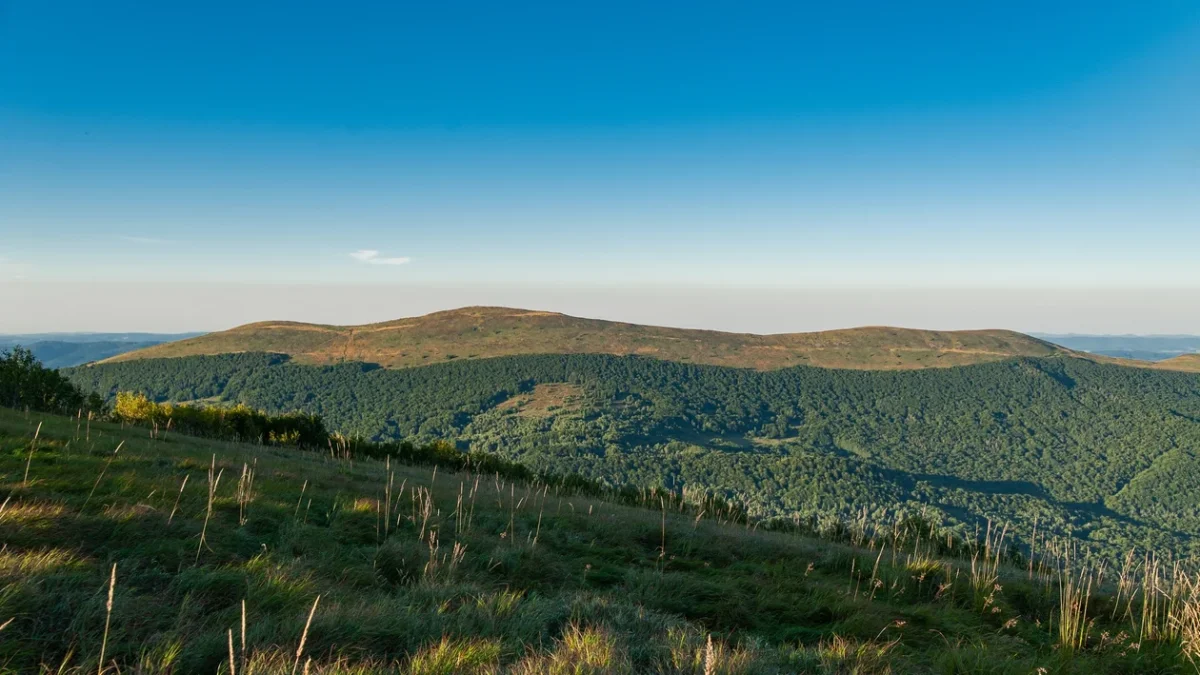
[66,353,1200,562]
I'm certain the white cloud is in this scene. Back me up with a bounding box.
[350,249,411,266]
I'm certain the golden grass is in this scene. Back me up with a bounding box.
[818,635,897,674]
[510,623,630,675]
[0,547,85,577]
[407,637,501,675]
[1154,354,1200,373]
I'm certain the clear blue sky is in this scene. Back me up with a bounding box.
[2,1,1199,331]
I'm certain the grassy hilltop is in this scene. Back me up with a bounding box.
[4,407,1200,674]
[103,306,1068,371]
[1157,355,1200,373]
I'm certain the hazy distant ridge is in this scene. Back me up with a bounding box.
[0,333,204,368]
[1034,333,1200,362]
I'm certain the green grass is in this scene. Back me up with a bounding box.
[1,407,1198,673]
[103,305,1065,371]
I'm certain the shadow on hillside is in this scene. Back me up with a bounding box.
[902,472,1159,529]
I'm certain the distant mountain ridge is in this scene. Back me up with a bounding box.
[1,332,205,368]
[0,331,204,345]
[103,306,1068,371]
[21,341,164,369]
[1034,333,1200,362]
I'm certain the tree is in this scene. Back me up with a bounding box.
[0,346,86,413]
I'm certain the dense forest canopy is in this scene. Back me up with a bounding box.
[66,352,1200,561]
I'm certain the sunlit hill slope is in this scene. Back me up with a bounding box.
[105,306,1066,371]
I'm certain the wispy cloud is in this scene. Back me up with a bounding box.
[350,249,411,266]
[120,235,170,245]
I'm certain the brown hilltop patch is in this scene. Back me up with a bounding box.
[1154,354,1200,373]
[103,305,1067,371]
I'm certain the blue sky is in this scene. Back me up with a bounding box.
[2,1,1199,331]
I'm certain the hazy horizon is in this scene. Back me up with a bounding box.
[5,282,1200,336]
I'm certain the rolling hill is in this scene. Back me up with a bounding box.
[1156,354,1200,373]
[104,306,1067,371]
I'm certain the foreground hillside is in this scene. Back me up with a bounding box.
[4,407,1200,673]
[103,306,1066,371]
[68,352,1200,562]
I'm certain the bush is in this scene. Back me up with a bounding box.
[111,391,328,448]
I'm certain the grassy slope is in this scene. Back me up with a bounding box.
[103,306,1066,371]
[1157,355,1200,373]
[2,408,1196,674]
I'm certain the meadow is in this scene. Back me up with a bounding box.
[3,406,1200,673]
